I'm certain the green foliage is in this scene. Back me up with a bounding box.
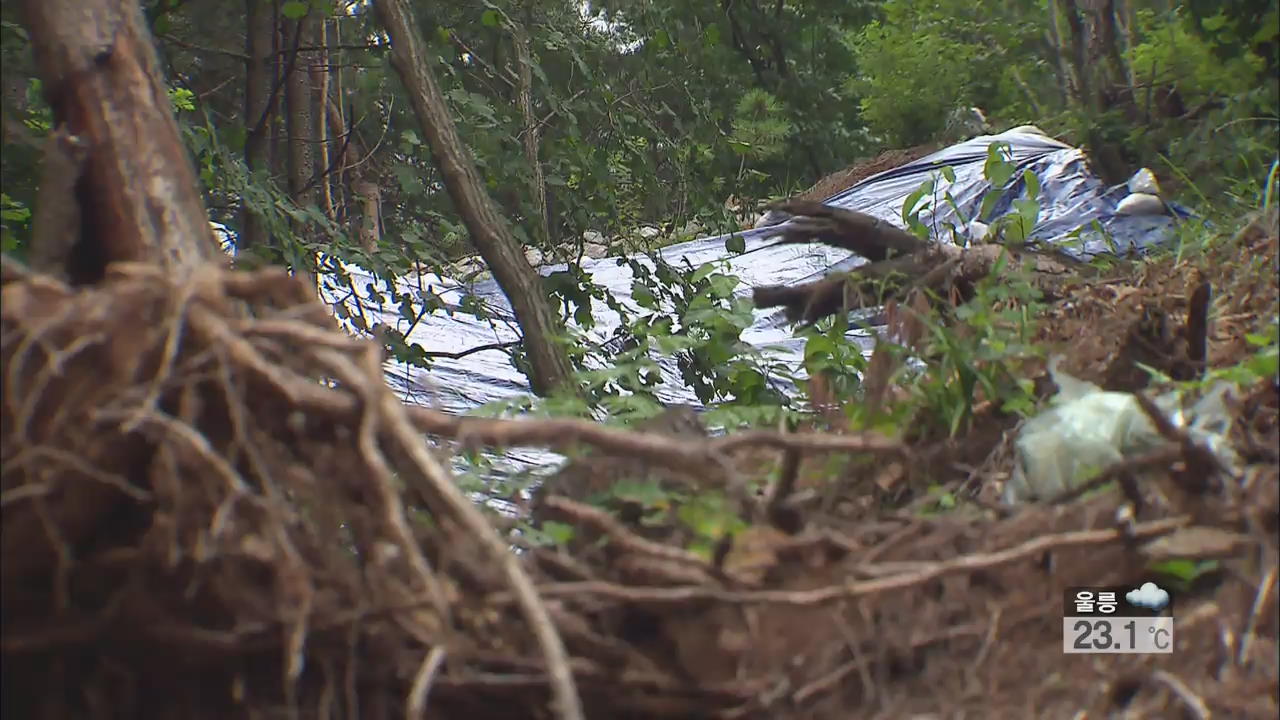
[0,193,30,254]
[1128,7,1267,107]
[847,0,1049,147]
[728,89,794,163]
[3,0,1274,501]
[848,18,980,147]
[811,144,1046,439]
[909,264,1044,436]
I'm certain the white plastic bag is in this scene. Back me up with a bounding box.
[1004,358,1240,503]
[1127,167,1162,196]
[1116,193,1166,216]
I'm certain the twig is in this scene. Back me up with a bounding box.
[420,340,520,360]
[539,496,713,572]
[1047,444,1182,505]
[406,646,447,720]
[1148,670,1210,720]
[1238,565,1278,667]
[1133,392,1231,492]
[410,408,901,477]
[490,517,1189,606]
[374,374,585,720]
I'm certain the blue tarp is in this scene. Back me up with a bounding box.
[312,130,1188,425]
[213,130,1201,488]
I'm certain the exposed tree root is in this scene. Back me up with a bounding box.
[2,254,1276,719]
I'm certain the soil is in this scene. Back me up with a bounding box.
[794,144,941,203]
[1,209,1277,720]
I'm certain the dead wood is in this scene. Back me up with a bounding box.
[751,201,1089,324]
[0,255,1275,719]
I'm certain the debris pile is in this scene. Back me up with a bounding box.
[1,208,1276,719]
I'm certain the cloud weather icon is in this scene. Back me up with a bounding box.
[1126,582,1170,610]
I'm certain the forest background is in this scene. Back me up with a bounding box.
[1,0,1276,413]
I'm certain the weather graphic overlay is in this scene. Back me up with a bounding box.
[1063,582,1174,654]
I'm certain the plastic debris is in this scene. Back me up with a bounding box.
[1005,124,1049,137]
[966,219,992,243]
[1116,192,1167,216]
[1003,357,1241,504]
[220,131,1194,425]
[1127,167,1162,196]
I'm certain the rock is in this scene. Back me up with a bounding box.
[636,226,661,240]
[583,230,605,245]
[583,242,610,259]
[1116,193,1166,216]
[524,247,544,266]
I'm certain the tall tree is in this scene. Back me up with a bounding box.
[241,0,276,251]
[372,0,575,397]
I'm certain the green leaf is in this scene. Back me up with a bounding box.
[901,181,932,224]
[940,165,956,183]
[542,521,576,546]
[1022,169,1040,200]
[1200,13,1228,32]
[983,143,1016,187]
[725,234,746,254]
[480,9,501,27]
[978,188,1002,221]
[632,285,657,309]
[282,0,309,20]
[703,24,721,47]
[690,262,717,283]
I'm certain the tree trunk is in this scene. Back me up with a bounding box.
[315,18,335,220]
[1055,0,1091,107]
[285,14,317,210]
[241,0,275,251]
[372,0,575,398]
[20,0,219,281]
[513,8,550,248]
[1044,10,1072,107]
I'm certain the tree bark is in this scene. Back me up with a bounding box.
[241,0,275,251]
[513,8,550,248]
[1055,0,1091,108]
[285,14,318,209]
[372,0,574,398]
[20,0,219,280]
[315,18,335,220]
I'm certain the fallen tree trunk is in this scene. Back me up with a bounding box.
[752,200,1091,324]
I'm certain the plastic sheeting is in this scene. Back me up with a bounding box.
[186,128,1179,491]
[313,130,1189,425]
